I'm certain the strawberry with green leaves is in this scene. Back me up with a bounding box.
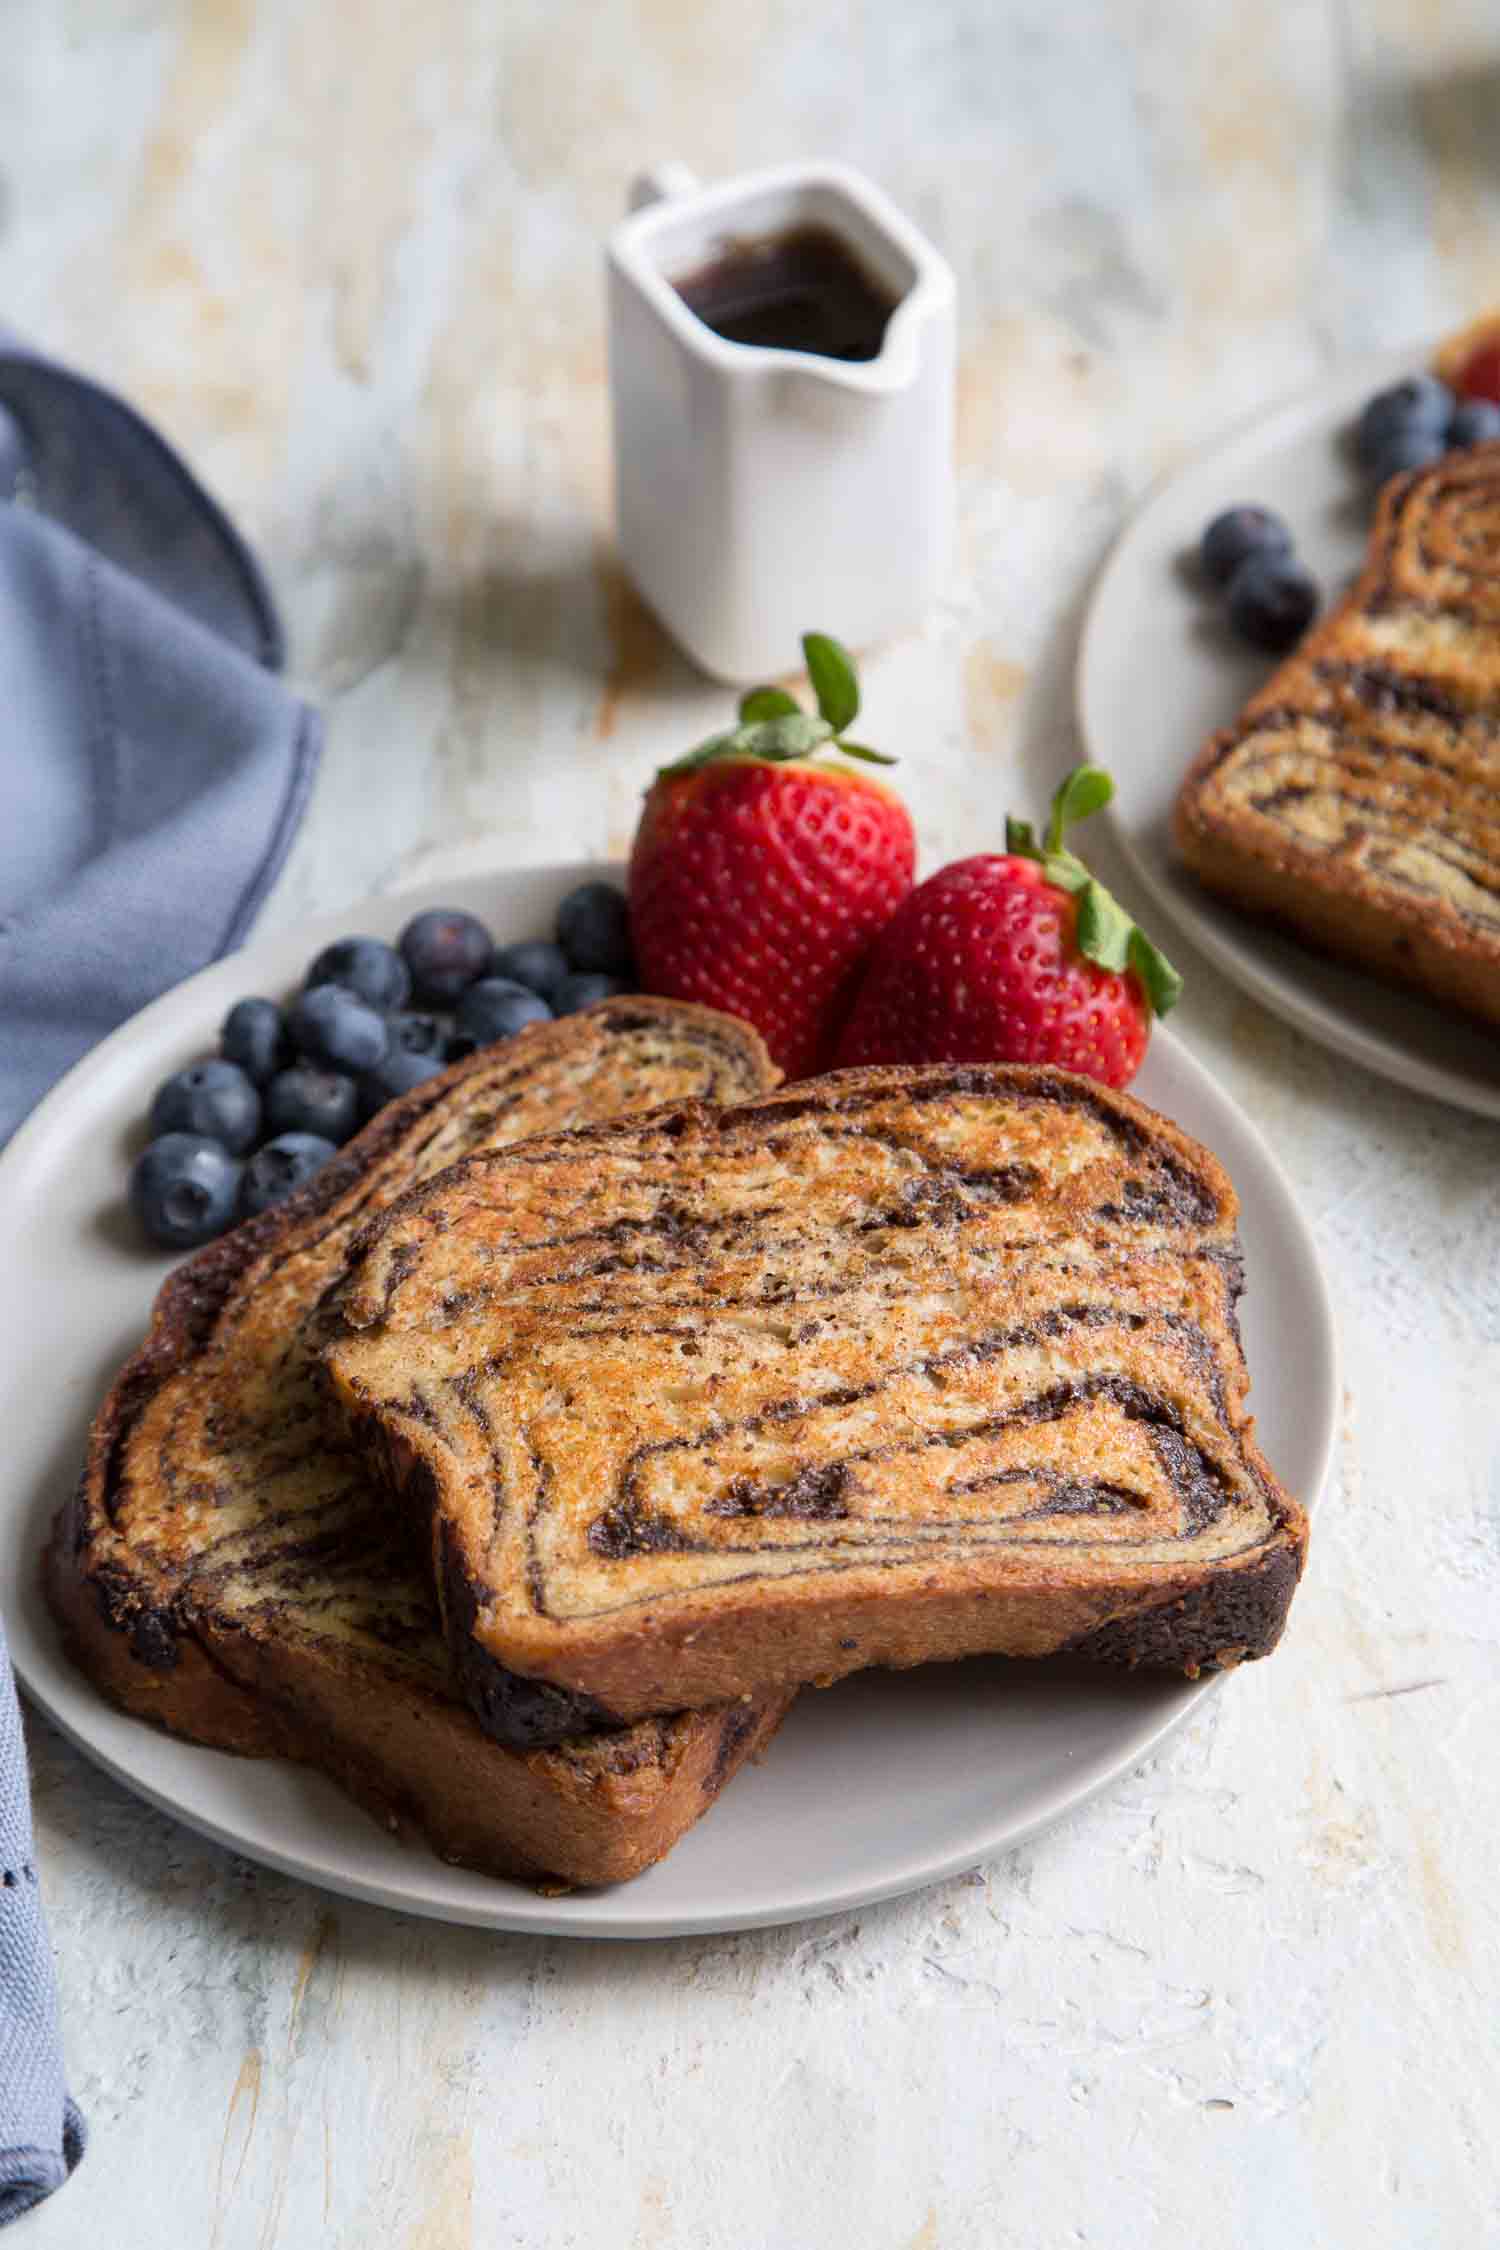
[837,765,1181,1089]
[629,634,915,1077]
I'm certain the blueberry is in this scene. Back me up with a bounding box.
[552,971,626,1014]
[1225,554,1320,654]
[130,1134,242,1249]
[220,997,290,1086]
[1354,376,1453,468]
[238,1133,338,1220]
[1362,424,1447,488]
[1448,396,1500,450]
[358,1046,448,1121]
[288,984,389,1074]
[398,908,494,1006]
[556,882,634,977]
[148,1059,261,1155]
[305,935,410,1012]
[265,1065,361,1143]
[454,977,552,1049]
[1199,506,1293,590]
[490,939,571,1001]
[387,1011,447,1058]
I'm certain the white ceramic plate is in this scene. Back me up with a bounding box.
[1079,344,1500,1119]
[0,863,1336,1937]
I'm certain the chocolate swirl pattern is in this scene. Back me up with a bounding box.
[1176,442,1500,1026]
[47,1001,789,1887]
[327,1067,1307,1741]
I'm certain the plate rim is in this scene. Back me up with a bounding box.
[24,1653,1224,1939]
[2,861,1338,1938]
[1076,339,1500,1122]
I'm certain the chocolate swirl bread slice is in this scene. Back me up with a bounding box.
[46,999,788,1889]
[324,1065,1307,1742]
[1176,442,1500,1028]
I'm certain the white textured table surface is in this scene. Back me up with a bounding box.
[6,3,1500,2243]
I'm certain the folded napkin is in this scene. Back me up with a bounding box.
[0,333,321,1146]
[0,1615,83,2225]
[0,336,322,2220]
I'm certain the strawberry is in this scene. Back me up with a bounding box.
[629,634,915,1077]
[1455,338,1500,405]
[1437,313,1500,405]
[836,765,1181,1089]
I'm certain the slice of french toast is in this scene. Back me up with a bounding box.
[46,999,787,1889]
[324,1064,1308,1740]
[1175,442,1500,1028]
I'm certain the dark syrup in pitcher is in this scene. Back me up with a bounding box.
[672,226,898,363]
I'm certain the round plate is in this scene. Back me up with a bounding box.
[1079,344,1500,1119]
[0,863,1337,1937]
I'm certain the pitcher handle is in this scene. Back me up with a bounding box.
[627,162,700,214]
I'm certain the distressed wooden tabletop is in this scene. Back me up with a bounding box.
[5,2,1498,2243]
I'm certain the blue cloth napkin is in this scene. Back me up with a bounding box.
[0,337,322,2220]
[0,1614,83,2225]
[0,335,321,1146]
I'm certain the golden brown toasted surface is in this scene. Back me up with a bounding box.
[1175,443,1500,1026]
[326,1065,1307,1728]
[47,998,785,1887]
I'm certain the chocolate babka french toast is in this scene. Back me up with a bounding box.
[47,1000,787,1889]
[1176,443,1500,1028]
[325,1065,1307,1741]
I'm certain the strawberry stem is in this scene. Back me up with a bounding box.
[802,633,860,734]
[1007,763,1182,1018]
[659,632,896,777]
[1044,764,1114,853]
[738,686,801,723]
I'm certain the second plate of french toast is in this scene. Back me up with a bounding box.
[1080,342,1500,1118]
[1,865,1336,1936]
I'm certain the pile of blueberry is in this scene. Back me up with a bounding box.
[130,880,634,1250]
[1353,372,1500,487]
[1196,373,1500,661]
[1196,507,1320,655]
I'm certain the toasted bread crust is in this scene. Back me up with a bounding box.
[1175,443,1500,1027]
[46,1000,787,1888]
[43,1529,784,1885]
[327,1063,1307,1734]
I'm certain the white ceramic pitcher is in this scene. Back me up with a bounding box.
[607,160,956,684]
